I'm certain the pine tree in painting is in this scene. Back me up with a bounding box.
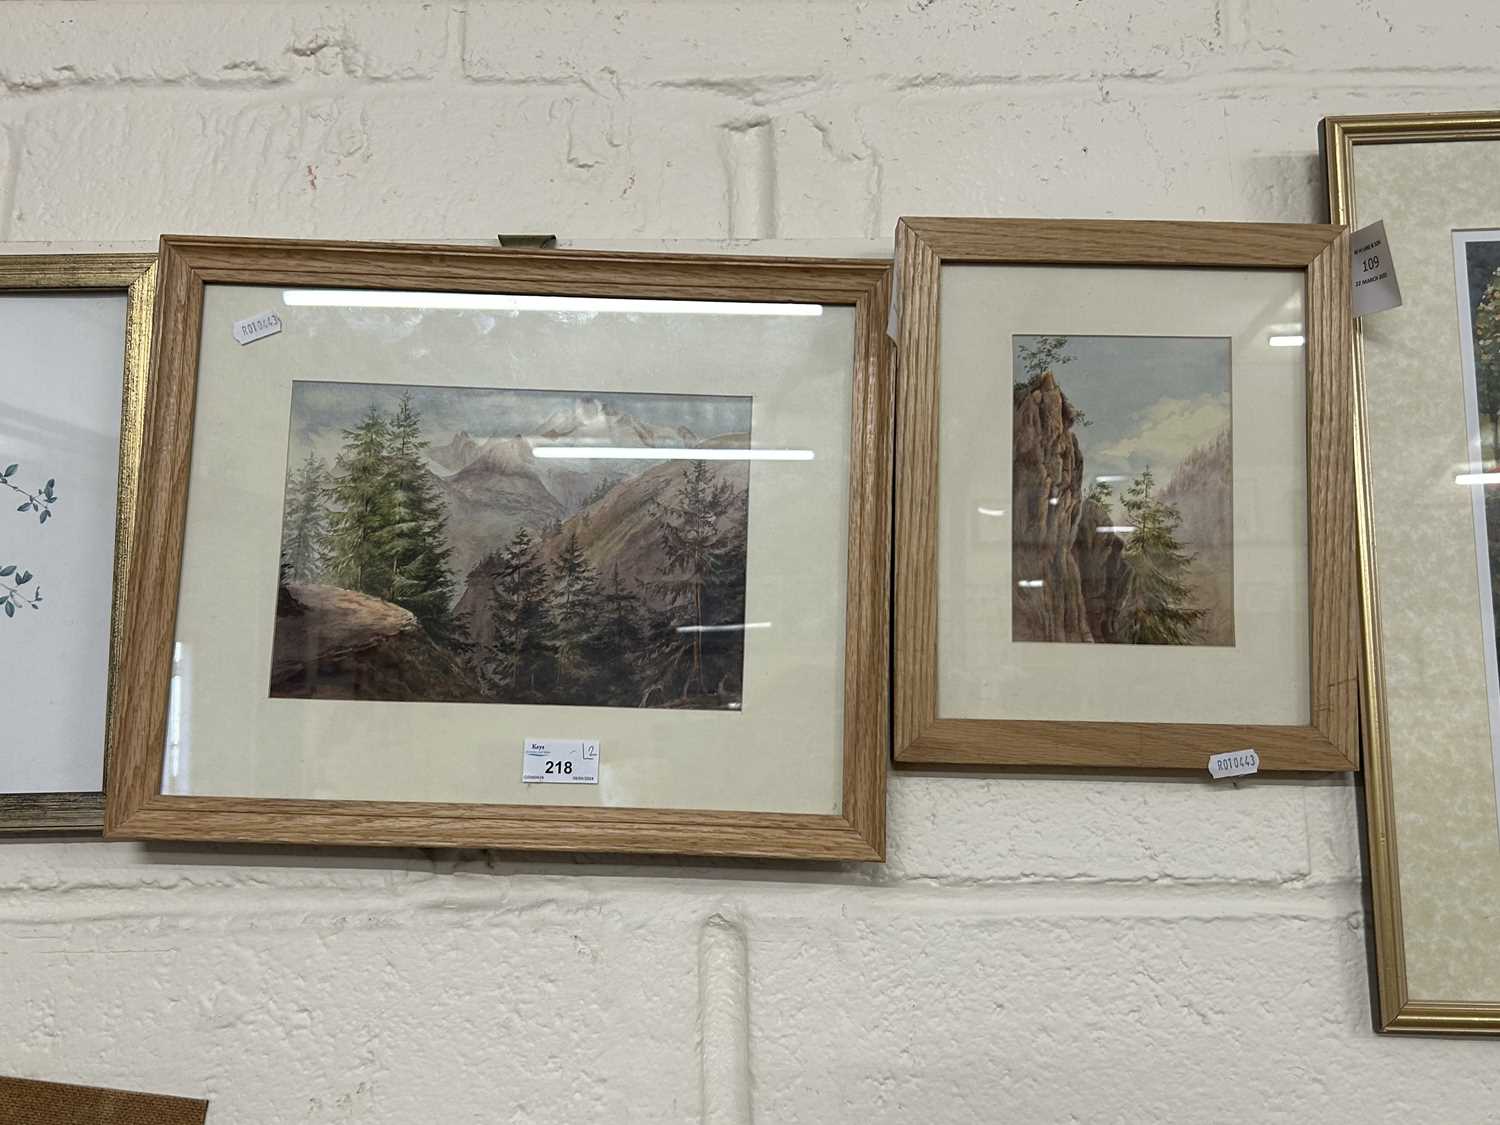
[701,488,749,697]
[382,394,459,641]
[325,405,396,597]
[550,529,604,701]
[599,563,645,705]
[279,452,331,583]
[1118,467,1204,645]
[652,460,738,699]
[485,528,557,697]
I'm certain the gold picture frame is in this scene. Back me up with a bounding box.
[1325,110,1500,1033]
[0,253,156,833]
[105,236,891,860]
[891,217,1359,772]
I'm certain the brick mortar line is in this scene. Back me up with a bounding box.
[2,64,1498,99]
[0,874,1365,930]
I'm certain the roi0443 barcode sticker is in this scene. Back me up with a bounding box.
[1207,749,1259,779]
[231,310,283,345]
[522,738,600,784]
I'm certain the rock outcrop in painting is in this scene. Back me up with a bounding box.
[1012,371,1131,642]
[1075,494,1132,643]
[270,583,485,701]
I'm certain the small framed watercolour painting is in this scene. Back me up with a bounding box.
[892,218,1358,772]
[0,254,156,833]
[105,237,890,860]
[1325,110,1500,1032]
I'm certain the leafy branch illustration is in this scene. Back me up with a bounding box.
[0,564,41,618]
[2,461,59,524]
[1,460,58,620]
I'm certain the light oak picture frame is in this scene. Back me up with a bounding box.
[1325,110,1500,1034]
[105,236,891,861]
[0,253,156,833]
[892,217,1358,772]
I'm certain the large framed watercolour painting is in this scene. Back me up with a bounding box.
[0,254,156,833]
[891,218,1358,772]
[270,381,753,711]
[105,237,891,860]
[1325,110,1500,1033]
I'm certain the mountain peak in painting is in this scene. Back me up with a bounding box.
[429,429,481,474]
[536,395,699,448]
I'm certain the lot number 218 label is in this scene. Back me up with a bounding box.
[522,738,600,784]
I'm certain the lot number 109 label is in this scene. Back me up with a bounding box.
[522,738,600,785]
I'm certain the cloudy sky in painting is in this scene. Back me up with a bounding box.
[285,381,751,469]
[1012,333,1231,487]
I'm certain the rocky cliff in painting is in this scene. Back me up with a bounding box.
[1075,494,1132,643]
[1012,371,1130,643]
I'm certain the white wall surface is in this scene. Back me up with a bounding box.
[4,2,1500,1121]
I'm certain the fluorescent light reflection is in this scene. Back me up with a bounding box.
[1017,579,1045,589]
[1094,475,1126,483]
[1096,525,1135,534]
[1048,497,1060,506]
[676,622,772,634]
[1456,472,1500,485]
[977,506,1006,517]
[534,446,812,462]
[162,641,190,794]
[1268,334,1306,347]
[282,290,823,317]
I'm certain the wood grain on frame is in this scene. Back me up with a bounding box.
[0,254,156,833]
[105,236,890,860]
[0,1075,207,1125]
[892,217,1359,772]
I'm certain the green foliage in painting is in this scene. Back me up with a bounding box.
[483,527,557,699]
[280,452,331,583]
[381,394,460,642]
[1118,467,1205,645]
[647,459,743,701]
[295,396,460,642]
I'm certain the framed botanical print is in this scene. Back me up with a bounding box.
[105,236,890,860]
[0,253,156,833]
[1325,110,1500,1032]
[891,218,1359,772]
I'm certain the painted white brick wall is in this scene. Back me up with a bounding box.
[2,2,1499,1120]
